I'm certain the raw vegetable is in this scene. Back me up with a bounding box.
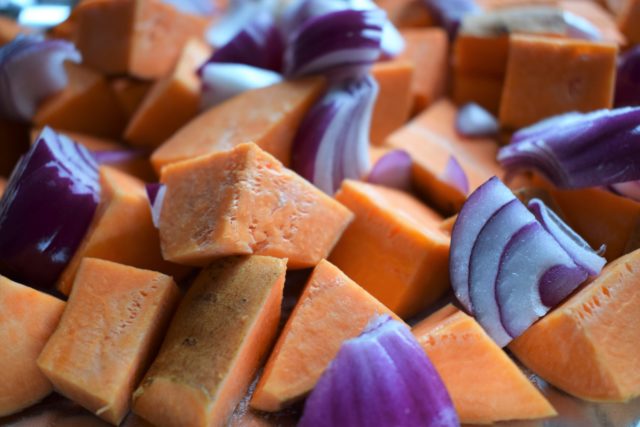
[455,102,498,138]
[329,180,450,318]
[38,258,180,425]
[0,127,100,290]
[132,256,286,427]
[0,275,65,417]
[299,315,459,427]
[413,305,556,424]
[510,248,640,402]
[158,143,353,268]
[422,0,480,38]
[206,0,277,48]
[146,183,166,229]
[111,77,152,120]
[0,35,81,121]
[369,60,413,145]
[441,155,469,196]
[367,149,412,191]
[161,0,215,16]
[498,107,640,189]
[614,45,640,107]
[251,260,402,412]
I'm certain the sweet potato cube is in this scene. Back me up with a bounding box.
[124,38,211,149]
[499,35,617,129]
[158,143,353,268]
[0,276,65,416]
[38,258,180,425]
[387,100,503,214]
[111,77,153,120]
[33,63,127,139]
[510,248,640,401]
[75,0,207,79]
[370,60,413,145]
[132,256,286,427]
[413,305,556,424]
[56,166,190,296]
[329,180,450,318]
[251,260,403,411]
[151,77,325,172]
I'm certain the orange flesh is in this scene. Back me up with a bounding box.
[510,249,640,402]
[151,77,326,172]
[0,16,23,45]
[375,0,435,28]
[158,143,353,268]
[56,166,190,296]
[413,305,557,424]
[38,258,180,425]
[250,260,403,412]
[132,256,286,427]
[111,77,153,120]
[329,180,450,318]
[0,276,65,417]
[560,0,626,45]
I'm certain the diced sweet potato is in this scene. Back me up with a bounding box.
[413,305,556,424]
[398,28,449,115]
[499,35,617,130]
[251,260,403,411]
[33,62,127,139]
[75,0,208,79]
[124,38,211,149]
[132,256,286,427]
[111,78,153,120]
[38,258,180,425]
[375,0,435,27]
[329,180,450,318]
[151,77,325,172]
[0,276,65,416]
[510,249,640,402]
[158,143,353,268]
[386,99,503,214]
[370,60,413,145]
[560,0,626,45]
[57,166,189,296]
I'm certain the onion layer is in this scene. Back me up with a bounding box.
[145,183,166,229]
[299,315,459,427]
[367,149,412,191]
[455,102,498,138]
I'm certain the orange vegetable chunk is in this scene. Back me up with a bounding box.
[158,142,353,268]
[251,260,402,411]
[151,77,325,172]
[124,38,211,149]
[386,99,502,214]
[33,62,127,139]
[111,77,153,120]
[413,305,556,424]
[370,60,413,145]
[75,0,207,79]
[499,35,617,129]
[510,248,640,402]
[329,180,450,318]
[0,177,5,197]
[0,275,65,416]
[376,0,435,28]
[132,256,286,427]
[0,16,23,45]
[38,258,180,425]
[617,0,640,44]
[398,28,449,115]
[57,166,189,296]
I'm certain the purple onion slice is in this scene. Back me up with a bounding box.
[455,102,498,138]
[145,183,166,229]
[0,127,100,290]
[367,149,412,191]
[498,107,640,189]
[299,315,459,427]
[292,75,378,194]
[206,0,277,48]
[562,11,602,41]
[0,35,81,121]
[422,0,480,38]
[441,155,469,195]
[200,63,282,109]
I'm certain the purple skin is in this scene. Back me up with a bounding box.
[367,149,412,191]
[145,183,164,206]
[422,0,480,38]
[0,128,99,291]
[615,45,640,108]
[455,102,498,138]
[441,155,469,195]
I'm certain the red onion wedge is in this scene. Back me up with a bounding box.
[0,127,99,290]
[451,177,591,347]
[455,102,498,138]
[367,149,412,191]
[145,183,166,229]
[206,0,277,47]
[614,46,640,108]
[498,107,640,189]
[441,155,469,195]
[292,75,378,194]
[299,315,459,427]
[199,63,282,109]
[0,35,81,121]
[422,0,480,38]
[528,198,606,276]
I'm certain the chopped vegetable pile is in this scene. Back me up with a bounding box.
[0,0,639,426]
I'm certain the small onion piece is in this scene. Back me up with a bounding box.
[199,63,283,110]
[299,315,459,427]
[614,45,640,108]
[206,0,278,48]
[292,75,378,194]
[562,11,602,41]
[455,102,498,138]
[367,149,412,191]
[422,0,480,38]
[441,155,469,195]
[498,107,640,189]
[91,149,146,166]
[528,198,606,276]
[0,127,100,290]
[0,35,81,121]
[145,183,166,229]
